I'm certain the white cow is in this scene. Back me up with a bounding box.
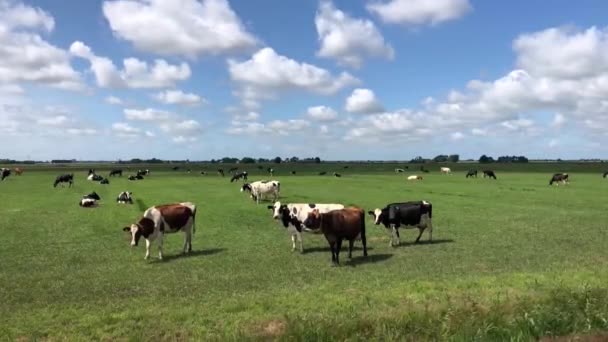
[440,167,452,175]
[122,202,196,260]
[268,201,344,253]
[407,175,422,180]
[241,180,280,204]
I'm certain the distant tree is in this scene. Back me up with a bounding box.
[433,155,448,162]
[210,159,217,164]
[241,157,256,164]
[410,156,426,163]
[257,158,269,163]
[314,157,321,164]
[273,156,282,164]
[479,155,495,163]
[221,157,238,163]
[448,154,460,162]
[290,156,299,163]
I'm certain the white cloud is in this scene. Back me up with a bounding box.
[112,122,141,137]
[0,104,97,137]
[228,47,359,108]
[67,128,97,136]
[154,89,204,105]
[160,119,202,136]
[367,0,472,26]
[0,2,83,90]
[551,113,566,128]
[103,0,257,58]
[227,118,310,136]
[316,1,394,68]
[345,88,384,114]
[234,111,260,121]
[501,118,534,131]
[70,41,191,88]
[145,130,155,137]
[471,128,487,136]
[307,105,338,122]
[172,136,197,144]
[548,139,559,148]
[124,108,172,121]
[37,115,69,127]
[105,96,123,105]
[450,131,465,140]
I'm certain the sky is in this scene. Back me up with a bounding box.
[1,0,608,161]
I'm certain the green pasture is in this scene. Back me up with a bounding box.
[1,168,608,340]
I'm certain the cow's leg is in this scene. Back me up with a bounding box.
[415,228,425,243]
[144,239,151,260]
[329,241,337,266]
[395,227,401,246]
[348,239,354,259]
[336,238,343,265]
[157,234,164,260]
[291,234,297,252]
[297,231,304,254]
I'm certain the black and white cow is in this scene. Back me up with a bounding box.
[218,169,225,177]
[603,171,608,179]
[368,201,433,246]
[241,180,280,204]
[109,169,122,177]
[54,174,74,188]
[128,175,138,181]
[395,168,405,173]
[267,168,274,176]
[79,191,101,207]
[122,202,196,260]
[87,173,103,181]
[116,191,133,204]
[1,168,10,181]
[100,178,110,184]
[137,169,149,177]
[230,171,248,182]
[228,167,239,174]
[550,173,569,186]
[483,170,497,179]
[268,201,345,253]
[466,170,478,178]
[334,172,342,178]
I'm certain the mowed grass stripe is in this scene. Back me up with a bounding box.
[1,170,608,340]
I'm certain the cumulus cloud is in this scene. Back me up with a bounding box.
[70,41,191,88]
[112,122,141,137]
[367,0,472,26]
[121,107,202,141]
[450,132,464,140]
[105,95,123,105]
[1,104,97,137]
[227,118,310,136]
[124,108,172,121]
[102,0,257,58]
[316,1,394,68]
[551,113,566,128]
[228,47,359,108]
[307,105,338,122]
[153,89,204,105]
[345,88,384,114]
[0,1,83,90]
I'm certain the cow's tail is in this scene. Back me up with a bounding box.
[359,209,367,256]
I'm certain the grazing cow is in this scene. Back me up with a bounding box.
[603,171,608,178]
[241,180,280,204]
[230,171,248,182]
[54,174,74,188]
[483,170,497,179]
[440,167,451,175]
[550,173,569,186]
[14,167,23,175]
[218,169,225,177]
[395,168,405,173]
[100,178,110,185]
[79,192,101,207]
[268,168,274,176]
[303,207,368,266]
[368,201,433,247]
[228,167,239,174]
[334,172,342,178]
[291,171,296,175]
[466,170,478,178]
[172,166,180,171]
[1,168,10,181]
[116,191,133,204]
[122,202,197,260]
[407,175,423,181]
[319,171,327,175]
[137,169,149,177]
[268,202,345,253]
[109,169,122,177]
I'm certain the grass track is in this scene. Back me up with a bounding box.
[2,170,608,340]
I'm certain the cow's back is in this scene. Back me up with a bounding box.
[322,207,364,239]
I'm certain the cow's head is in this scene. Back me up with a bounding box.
[367,208,385,225]
[268,201,282,219]
[122,218,153,247]
[303,209,321,229]
[241,183,252,193]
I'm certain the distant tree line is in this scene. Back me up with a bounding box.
[0,159,38,164]
[208,156,322,164]
[479,155,529,163]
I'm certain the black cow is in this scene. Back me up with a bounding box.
[54,174,74,188]
[128,175,137,181]
[483,170,497,179]
[218,169,225,177]
[136,174,144,180]
[550,173,569,186]
[466,170,478,178]
[79,192,101,207]
[291,171,296,175]
[1,168,10,181]
[100,178,110,185]
[172,166,180,171]
[368,201,433,247]
[228,167,239,173]
[319,171,327,175]
[334,172,342,178]
[603,171,608,178]
[200,171,207,175]
[230,171,248,182]
[109,169,122,177]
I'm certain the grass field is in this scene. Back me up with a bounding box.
[2,167,608,340]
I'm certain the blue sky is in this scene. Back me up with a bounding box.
[1,0,608,160]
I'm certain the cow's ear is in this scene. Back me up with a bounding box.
[367,211,375,216]
[122,226,131,232]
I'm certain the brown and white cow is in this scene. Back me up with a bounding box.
[122,202,196,260]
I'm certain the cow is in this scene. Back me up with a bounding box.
[334,172,342,178]
[137,169,149,177]
[241,180,280,204]
[466,170,478,178]
[79,192,101,207]
[268,202,345,253]
[172,166,180,171]
[136,174,144,180]
[128,175,137,181]
[440,167,451,175]
[100,178,110,185]
[230,171,248,182]
[14,167,23,175]
[303,207,368,266]
[420,166,430,173]
[122,202,197,260]
[116,191,133,204]
[368,201,433,247]
[228,167,239,174]
[483,170,497,179]
[109,169,122,177]
[87,169,95,176]
[550,173,569,186]
[319,171,327,175]
[268,168,274,176]
[1,168,10,181]
[200,171,207,175]
[407,175,423,181]
[54,174,74,188]
[87,173,103,181]
[603,171,608,178]
[395,168,405,173]
[291,171,296,175]
[218,169,225,177]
